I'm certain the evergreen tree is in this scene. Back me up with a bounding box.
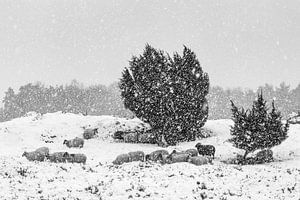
[119,44,209,145]
[229,92,289,160]
[266,101,289,148]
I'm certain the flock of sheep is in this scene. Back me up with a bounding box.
[22,128,98,164]
[112,143,216,166]
[22,126,216,167]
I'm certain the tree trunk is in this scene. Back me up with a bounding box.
[243,150,249,160]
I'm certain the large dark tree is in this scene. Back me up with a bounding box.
[119,44,209,145]
[230,92,289,159]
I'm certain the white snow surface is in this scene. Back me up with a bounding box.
[0,112,299,200]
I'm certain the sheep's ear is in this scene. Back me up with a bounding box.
[63,152,69,157]
[22,152,26,156]
[63,140,67,144]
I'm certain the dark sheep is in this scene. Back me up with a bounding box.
[66,153,87,164]
[195,143,215,158]
[63,137,84,148]
[47,152,69,163]
[145,150,169,162]
[188,156,211,166]
[128,151,145,162]
[112,153,131,165]
[22,151,45,162]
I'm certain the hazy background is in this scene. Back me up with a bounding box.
[0,0,299,101]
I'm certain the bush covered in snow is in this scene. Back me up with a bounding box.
[119,44,209,145]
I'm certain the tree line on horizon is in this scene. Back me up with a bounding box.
[0,80,299,122]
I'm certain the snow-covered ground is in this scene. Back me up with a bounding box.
[0,112,299,200]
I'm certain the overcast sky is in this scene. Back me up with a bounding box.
[0,0,299,100]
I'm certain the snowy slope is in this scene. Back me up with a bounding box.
[0,112,299,200]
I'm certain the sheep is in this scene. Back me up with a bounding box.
[112,153,131,165]
[47,152,69,163]
[188,156,212,166]
[128,151,145,162]
[184,149,198,157]
[195,143,215,158]
[35,147,50,157]
[63,137,84,148]
[166,153,190,164]
[83,128,98,139]
[66,153,87,164]
[22,151,45,162]
[145,149,169,162]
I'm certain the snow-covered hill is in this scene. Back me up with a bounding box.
[0,112,299,200]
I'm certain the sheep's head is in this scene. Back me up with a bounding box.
[63,152,69,157]
[22,152,27,157]
[145,154,150,161]
[195,143,202,148]
[63,140,68,145]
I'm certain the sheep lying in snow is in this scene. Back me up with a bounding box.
[164,152,190,164]
[145,150,169,162]
[35,147,50,157]
[112,153,130,165]
[195,143,216,158]
[66,153,87,164]
[128,151,145,162]
[22,147,50,162]
[188,156,212,166]
[83,128,98,139]
[47,152,69,163]
[184,149,198,157]
[63,137,84,148]
[22,151,45,162]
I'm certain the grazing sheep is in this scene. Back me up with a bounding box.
[83,128,98,139]
[63,137,84,148]
[112,153,130,165]
[22,151,45,162]
[185,149,198,157]
[145,150,169,162]
[188,156,211,166]
[167,153,190,164]
[66,153,87,164]
[47,152,69,163]
[35,147,50,157]
[195,143,216,158]
[128,151,145,162]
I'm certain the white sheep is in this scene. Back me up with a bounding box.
[128,151,145,162]
[47,152,69,163]
[112,153,130,165]
[63,137,84,148]
[22,151,45,162]
[35,147,50,157]
[66,153,87,164]
[188,156,212,166]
